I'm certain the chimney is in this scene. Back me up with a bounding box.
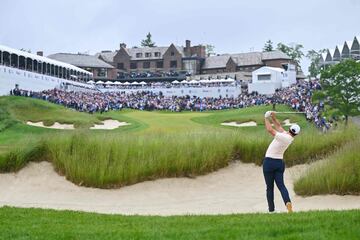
[37,51,43,56]
[120,43,127,49]
[185,40,191,49]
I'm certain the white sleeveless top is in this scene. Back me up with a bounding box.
[265,131,293,159]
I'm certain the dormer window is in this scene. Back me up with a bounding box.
[136,53,143,58]
[154,52,161,57]
[145,52,152,57]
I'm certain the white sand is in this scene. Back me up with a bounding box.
[90,120,130,130]
[26,120,130,130]
[26,121,74,130]
[221,121,257,127]
[0,161,359,216]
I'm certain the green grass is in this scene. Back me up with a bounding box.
[0,207,359,240]
[294,137,360,196]
[0,96,358,189]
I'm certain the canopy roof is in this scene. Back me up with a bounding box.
[0,44,91,75]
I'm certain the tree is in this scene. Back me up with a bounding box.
[263,40,274,52]
[317,59,360,125]
[306,49,327,78]
[141,32,156,47]
[205,44,215,57]
[277,43,304,71]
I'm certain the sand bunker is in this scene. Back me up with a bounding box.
[221,121,257,127]
[283,119,296,126]
[90,120,130,130]
[26,121,74,130]
[26,120,130,130]
[0,161,359,216]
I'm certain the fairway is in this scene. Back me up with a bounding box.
[0,207,359,240]
[0,95,359,216]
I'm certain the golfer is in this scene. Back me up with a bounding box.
[263,111,300,213]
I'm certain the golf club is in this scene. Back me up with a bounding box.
[275,112,305,114]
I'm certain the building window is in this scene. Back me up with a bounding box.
[257,74,271,81]
[171,51,175,56]
[143,61,150,69]
[130,62,137,69]
[170,60,177,68]
[136,53,143,58]
[117,63,124,70]
[97,68,107,77]
[154,52,161,57]
[156,61,163,68]
[145,52,152,58]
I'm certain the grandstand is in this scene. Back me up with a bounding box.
[0,44,93,96]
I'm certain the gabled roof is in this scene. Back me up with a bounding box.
[96,45,185,62]
[335,45,343,53]
[95,51,117,63]
[203,50,290,69]
[261,51,291,60]
[126,46,169,60]
[203,54,232,69]
[48,53,114,69]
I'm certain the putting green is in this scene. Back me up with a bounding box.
[0,95,356,190]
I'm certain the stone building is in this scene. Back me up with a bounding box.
[96,40,206,75]
[201,51,293,74]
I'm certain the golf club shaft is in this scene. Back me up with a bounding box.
[275,112,305,114]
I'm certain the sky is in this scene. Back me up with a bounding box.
[0,0,359,75]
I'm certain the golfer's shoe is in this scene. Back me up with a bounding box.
[286,202,293,213]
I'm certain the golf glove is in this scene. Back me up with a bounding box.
[265,111,273,118]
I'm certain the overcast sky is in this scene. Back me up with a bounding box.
[0,0,359,74]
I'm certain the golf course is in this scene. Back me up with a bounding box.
[0,96,359,239]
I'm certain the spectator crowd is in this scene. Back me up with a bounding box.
[11,79,333,131]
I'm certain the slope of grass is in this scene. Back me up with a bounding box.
[294,137,360,196]
[0,96,357,189]
[0,207,359,240]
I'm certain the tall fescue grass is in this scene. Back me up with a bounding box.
[294,137,360,196]
[46,131,238,188]
[233,125,357,166]
[0,125,356,188]
[0,137,48,172]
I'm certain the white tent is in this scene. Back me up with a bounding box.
[87,80,95,84]
[209,79,219,83]
[105,81,113,84]
[181,80,188,84]
[172,80,180,84]
[199,79,209,83]
[189,80,198,84]
[114,81,122,85]
[224,78,235,82]
[96,81,104,84]
[140,81,147,85]
[131,81,139,85]
[123,82,130,85]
